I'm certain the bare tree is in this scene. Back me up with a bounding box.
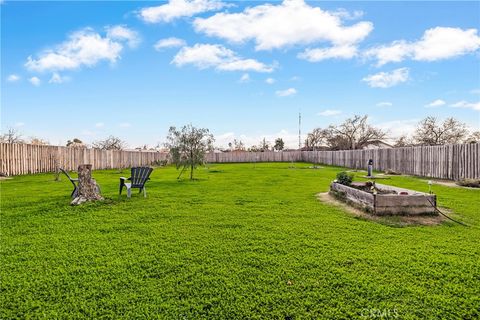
[259,138,270,152]
[413,117,468,146]
[465,131,480,144]
[304,128,327,150]
[228,139,245,151]
[394,135,415,147]
[0,128,23,144]
[322,115,387,150]
[93,136,126,150]
[66,138,86,148]
[165,124,214,180]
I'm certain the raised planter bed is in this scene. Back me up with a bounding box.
[330,182,437,215]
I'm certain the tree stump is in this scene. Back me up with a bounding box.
[71,164,103,205]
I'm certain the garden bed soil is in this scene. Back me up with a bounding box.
[330,182,437,216]
[317,192,444,227]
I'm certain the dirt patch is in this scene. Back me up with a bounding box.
[0,177,13,181]
[316,192,445,227]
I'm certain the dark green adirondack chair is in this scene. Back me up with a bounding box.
[119,167,153,198]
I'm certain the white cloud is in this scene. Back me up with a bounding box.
[7,74,20,82]
[239,73,250,83]
[290,76,301,81]
[332,8,364,20]
[172,43,274,72]
[317,109,342,116]
[362,67,409,88]
[298,45,357,62]
[49,72,70,84]
[139,0,228,23]
[376,101,392,107]
[470,88,480,95]
[25,27,137,73]
[106,25,140,48]
[451,100,480,111]
[95,122,105,128]
[365,27,480,66]
[425,99,446,108]
[265,77,275,84]
[29,76,41,86]
[276,88,297,97]
[154,37,186,51]
[119,122,132,128]
[194,0,373,51]
[375,119,419,139]
[14,122,25,128]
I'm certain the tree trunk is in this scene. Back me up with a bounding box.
[71,164,103,205]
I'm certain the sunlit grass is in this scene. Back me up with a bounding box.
[1,163,479,319]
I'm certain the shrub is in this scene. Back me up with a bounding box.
[456,179,480,188]
[336,171,353,186]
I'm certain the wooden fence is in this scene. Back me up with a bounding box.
[1,143,479,180]
[206,143,480,180]
[0,143,168,176]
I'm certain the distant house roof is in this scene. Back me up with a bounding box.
[363,140,393,149]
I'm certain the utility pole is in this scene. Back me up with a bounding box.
[298,111,301,150]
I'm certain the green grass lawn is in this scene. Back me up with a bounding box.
[1,163,479,319]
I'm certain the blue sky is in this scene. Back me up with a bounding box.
[2,0,479,148]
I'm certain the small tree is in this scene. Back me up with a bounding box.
[0,128,23,144]
[93,136,126,150]
[67,138,86,148]
[274,138,285,151]
[413,117,468,145]
[165,124,214,180]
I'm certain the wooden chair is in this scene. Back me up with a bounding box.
[119,167,153,198]
[60,168,79,198]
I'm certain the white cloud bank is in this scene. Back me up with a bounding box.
[172,44,275,72]
[215,129,300,149]
[139,0,228,23]
[317,109,342,116]
[362,67,409,88]
[275,88,297,97]
[365,27,480,66]
[194,0,373,51]
[25,26,138,73]
[298,45,358,62]
[451,100,480,111]
[154,37,186,51]
[106,25,140,48]
[425,99,446,108]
